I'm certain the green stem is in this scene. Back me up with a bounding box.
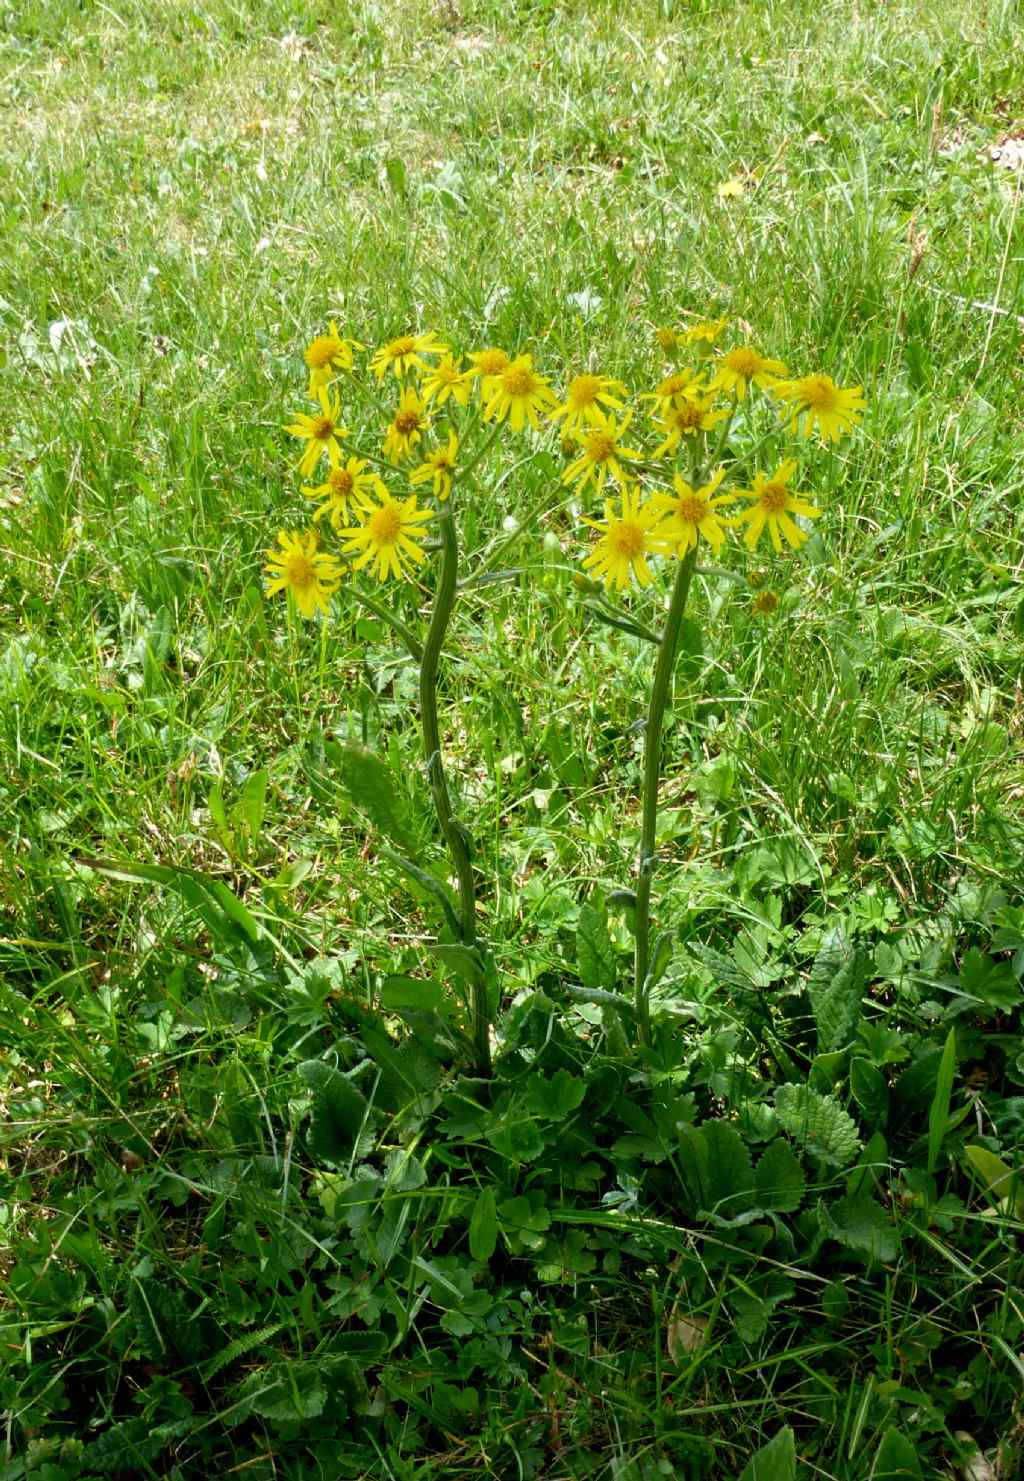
[350,586,423,662]
[634,546,698,1046]
[419,507,491,1076]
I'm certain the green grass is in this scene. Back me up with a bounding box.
[2,0,1024,1476]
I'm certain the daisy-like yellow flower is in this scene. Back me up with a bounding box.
[655,326,682,355]
[651,394,729,457]
[264,530,341,618]
[303,321,363,394]
[483,353,557,432]
[301,450,386,530]
[753,590,779,616]
[682,317,728,346]
[466,346,511,392]
[641,368,705,415]
[338,491,433,581]
[773,373,866,442]
[420,353,472,408]
[549,373,628,437]
[708,345,788,401]
[730,460,822,552]
[370,331,447,381]
[650,468,737,556]
[717,176,745,200]
[284,386,347,478]
[562,409,641,494]
[410,432,459,500]
[383,386,430,463]
[581,488,672,592]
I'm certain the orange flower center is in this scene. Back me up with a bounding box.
[676,493,708,523]
[610,521,646,557]
[394,411,422,435]
[329,469,354,494]
[800,376,837,409]
[285,554,316,589]
[759,482,788,513]
[368,505,402,543]
[725,348,761,376]
[312,416,335,440]
[568,374,601,407]
[502,366,537,398]
[672,402,704,431]
[306,337,340,369]
[475,349,509,375]
[659,373,695,398]
[754,591,779,614]
[585,431,616,463]
[387,335,417,358]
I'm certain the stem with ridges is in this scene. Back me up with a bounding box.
[419,505,491,1076]
[634,545,698,1046]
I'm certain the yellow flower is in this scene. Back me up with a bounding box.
[753,590,779,616]
[641,368,705,415]
[655,326,681,354]
[550,372,628,437]
[483,353,557,431]
[264,530,341,618]
[338,491,433,581]
[730,460,822,552]
[383,386,430,463]
[562,410,641,494]
[773,373,866,442]
[651,394,729,456]
[420,354,472,407]
[410,432,459,500]
[682,317,728,345]
[303,321,363,394]
[709,345,788,401]
[717,176,745,200]
[284,386,347,478]
[370,331,447,381]
[580,488,672,592]
[467,347,511,396]
[301,450,386,530]
[650,468,736,555]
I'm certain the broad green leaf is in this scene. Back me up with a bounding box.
[806,928,867,1052]
[774,1084,862,1168]
[872,1427,922,1478]
[338,741,416,850]
[674,615,704,684]
[735,1425,797,1481]
[824,1193,898,1263]
[753,1139,806,1213]
[469,1188,498,1261]
[927,1026,957,1175]
[850,1057,889,1129]
[429,942,487,987]
[701,1121,755,1218]
[963,1145,1024,1218]
[380,974,447,1014]
[524,1069,586,1120]
[577,898,617,990]
[234,768,268,839]
[298,1061,370,1165]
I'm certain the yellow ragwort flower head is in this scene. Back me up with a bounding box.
[682,317,728,346]
[284,385,348,478]
[773,373,866,443]
[420,353,473,408]
[730,459,822,553]
[383,386,430,464]
[655,326,682,355]
[370,331,447,381]
[303,321,364,394]
[301,450,386,531]
[580,487,673,593]
[709,345,788,402]
[410,432,459,501]
[650,468,736,556]
[482,353,557,432]
[562,409,641,494]
[338,491,433,582]
[550,372,628,438]
[641,368,705,416]
[264,529,341,618]
[753,590,779,616]
[467,347,511,396]
[651,393,729,457]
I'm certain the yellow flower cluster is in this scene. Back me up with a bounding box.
[265,316,866,613]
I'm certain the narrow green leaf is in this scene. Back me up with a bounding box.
[926,1026,957,1175]
[234,768,268,838]
[469,1187,498,1261]
[964,1144,1024,1218]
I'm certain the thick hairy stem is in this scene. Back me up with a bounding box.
[419,508,491,1075]
[634,546,698,1046]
